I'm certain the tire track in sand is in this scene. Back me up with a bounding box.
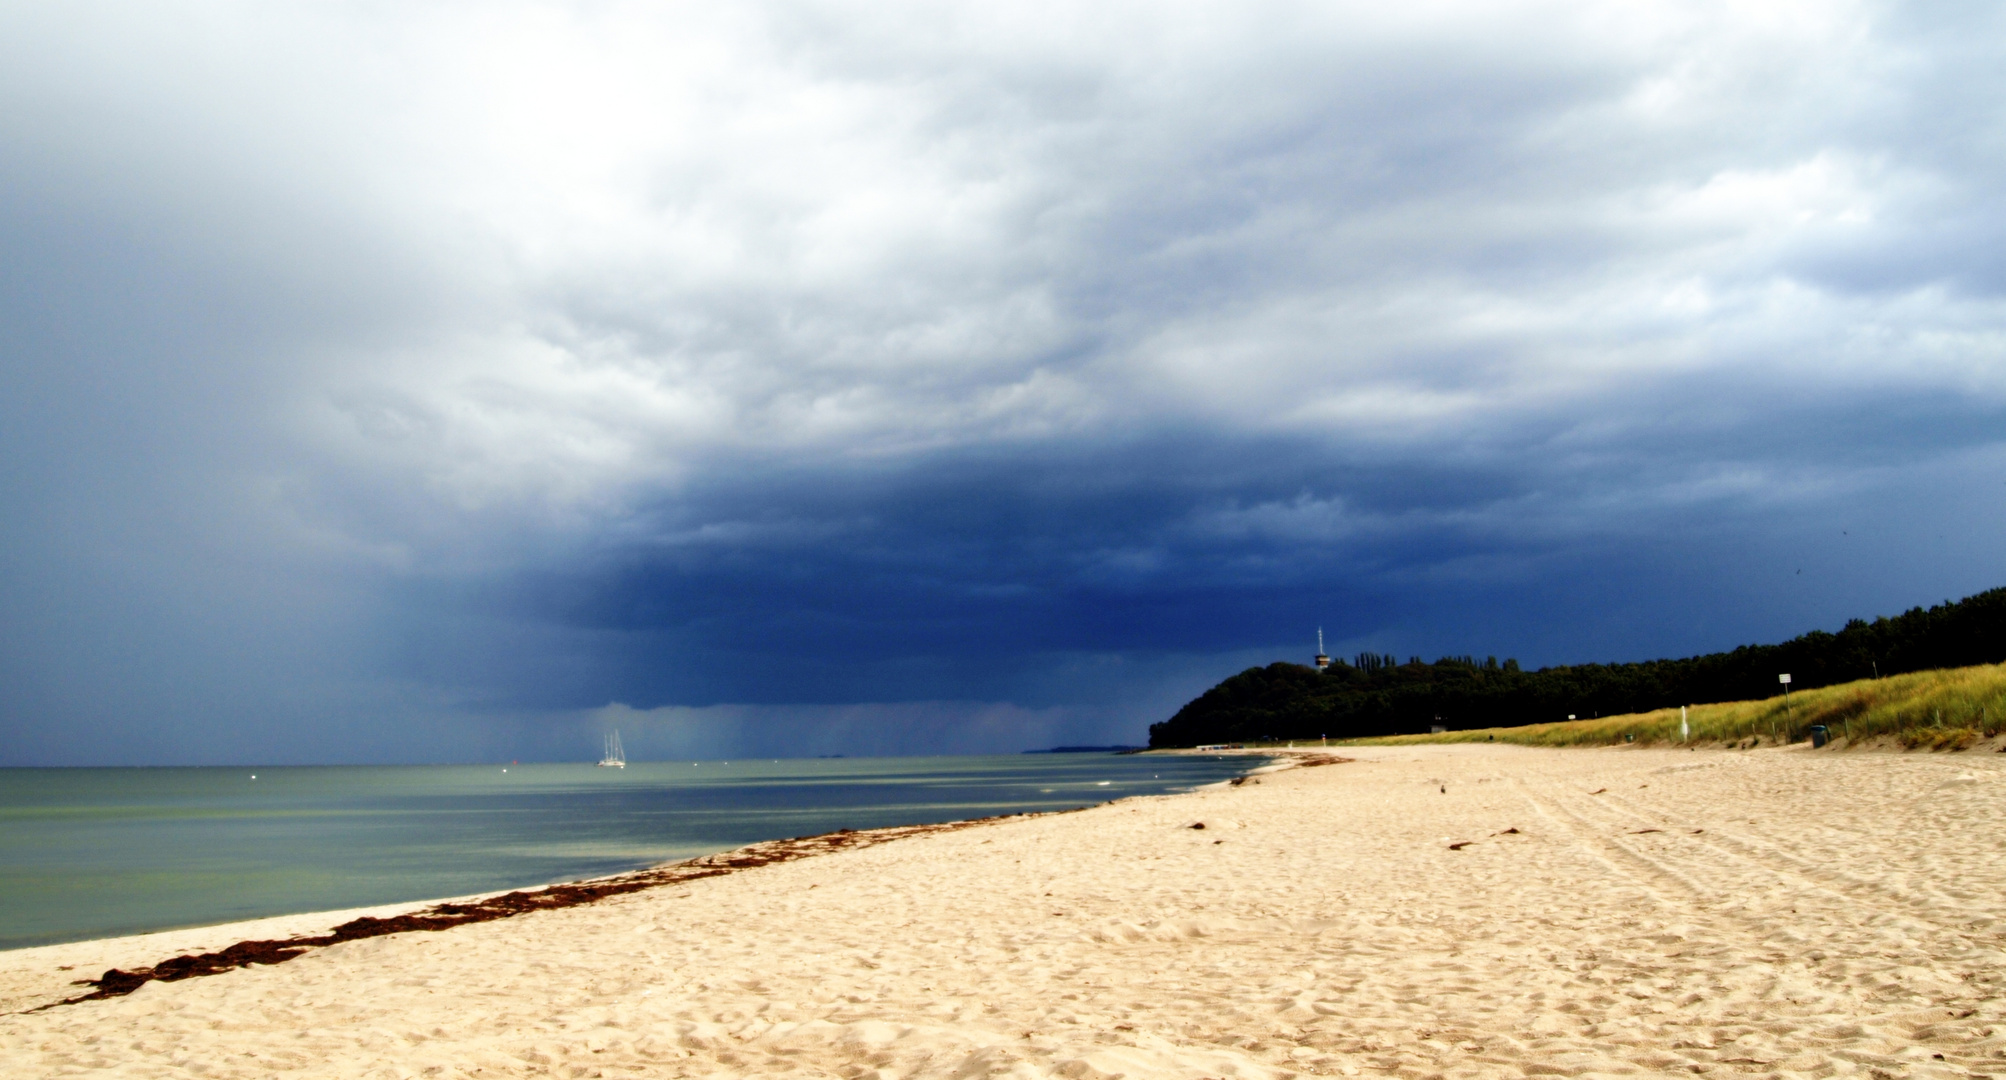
[1543,781,1984,944]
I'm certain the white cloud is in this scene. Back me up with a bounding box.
[187,2,1974,528]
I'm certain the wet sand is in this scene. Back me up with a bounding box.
[4,744,2004,1079]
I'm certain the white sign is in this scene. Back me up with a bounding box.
[1778,673,1791,684]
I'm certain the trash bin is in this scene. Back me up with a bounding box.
[1809,724,1829,748]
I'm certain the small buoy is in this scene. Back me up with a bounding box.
[250,775,256,780]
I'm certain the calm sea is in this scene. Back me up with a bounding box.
[0,753,1253,950]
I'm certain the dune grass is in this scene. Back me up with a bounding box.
[1327,663,2006,750]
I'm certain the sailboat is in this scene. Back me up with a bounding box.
[597,730,626,768]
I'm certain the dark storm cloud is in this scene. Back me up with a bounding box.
[378,372,2006,707]
[3,1,2005,763]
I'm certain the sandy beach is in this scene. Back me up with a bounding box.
[5,744,2004,1079]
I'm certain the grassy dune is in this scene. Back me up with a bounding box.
[1336,663,2006,750]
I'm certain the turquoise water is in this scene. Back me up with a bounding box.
[0,753,1252,950]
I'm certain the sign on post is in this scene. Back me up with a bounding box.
[1778,674,1794,740]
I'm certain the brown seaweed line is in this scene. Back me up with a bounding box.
[33,814,1020,1011]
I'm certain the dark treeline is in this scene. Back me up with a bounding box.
[1148,586,2006,747]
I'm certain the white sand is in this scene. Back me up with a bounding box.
[5,744,2005,1079]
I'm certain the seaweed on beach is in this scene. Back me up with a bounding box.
[42,817,1007,1010]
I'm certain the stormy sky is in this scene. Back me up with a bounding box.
[4,1,2004,765]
